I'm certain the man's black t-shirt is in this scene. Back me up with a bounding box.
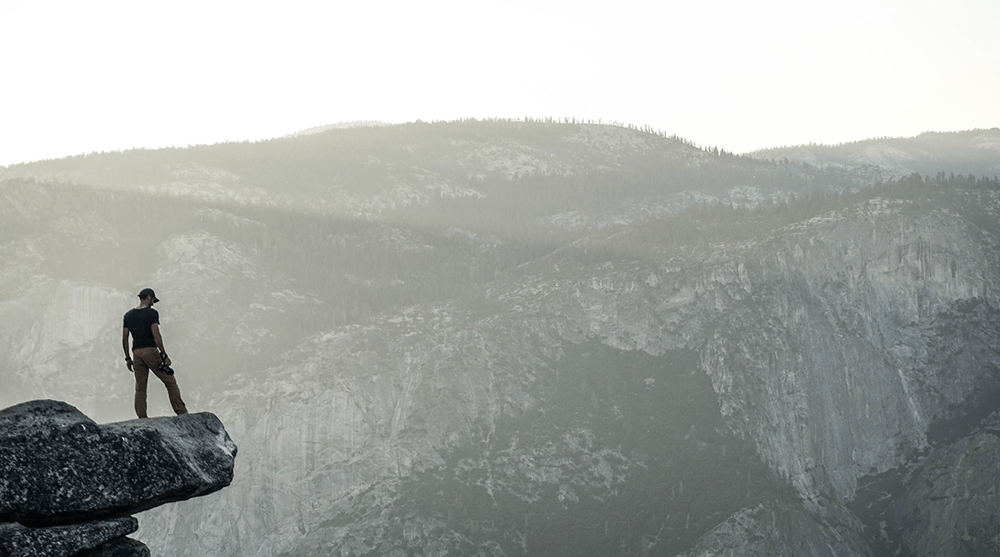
[123,307,159,350]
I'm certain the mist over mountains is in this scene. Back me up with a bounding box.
[1,121,998,556]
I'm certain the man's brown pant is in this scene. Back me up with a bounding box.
[133,347,187,418]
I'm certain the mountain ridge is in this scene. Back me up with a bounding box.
[748,127,1000,181]
[1,120,998,556]
[8,122,997,218]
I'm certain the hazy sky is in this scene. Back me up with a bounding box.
[2,0,997,167]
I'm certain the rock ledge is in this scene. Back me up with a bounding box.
[0,400,237,557]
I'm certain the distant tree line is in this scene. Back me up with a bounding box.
[591,172,1000,266]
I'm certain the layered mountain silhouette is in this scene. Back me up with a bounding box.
[1,121,997,556]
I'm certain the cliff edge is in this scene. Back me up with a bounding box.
[0,400,237,557]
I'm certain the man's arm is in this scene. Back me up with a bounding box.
[151,323,171,366]
[122,328,133,371]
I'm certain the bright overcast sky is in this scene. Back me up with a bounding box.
[1,0,997,167]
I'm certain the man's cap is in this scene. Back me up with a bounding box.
[138,288,160,303]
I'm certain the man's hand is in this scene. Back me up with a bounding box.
[122,328,132,371]
[163,356,172,367]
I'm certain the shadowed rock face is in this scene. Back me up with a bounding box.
[76,537,150,557]
[0,518,138,557]
[677,500,873,557]
[0,400,236,556]
[895,410,1000,557]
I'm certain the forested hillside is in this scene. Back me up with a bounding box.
[0,120,867,216]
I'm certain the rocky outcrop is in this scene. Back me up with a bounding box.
[0,400,237,557]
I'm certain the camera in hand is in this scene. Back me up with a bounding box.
[157,361,174,376]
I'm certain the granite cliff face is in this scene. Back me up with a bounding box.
[693,200,999,503]
[0,400,237,557]
[139,191,999,556]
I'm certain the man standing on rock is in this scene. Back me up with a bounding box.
[122,288,187,418]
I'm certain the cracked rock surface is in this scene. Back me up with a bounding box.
[0,400,236,556]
